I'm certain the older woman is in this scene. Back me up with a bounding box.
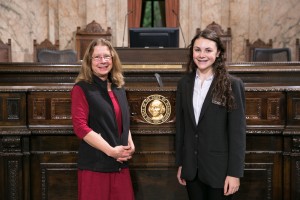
[71,38,135,200]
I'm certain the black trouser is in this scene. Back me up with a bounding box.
[186,177,233,200]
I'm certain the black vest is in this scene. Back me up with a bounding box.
[75,76,130,172]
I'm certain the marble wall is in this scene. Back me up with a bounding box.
[0,0,299,62]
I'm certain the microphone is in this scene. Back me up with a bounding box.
[122,10,134,47]
[154,73,164,87]
[172,9,186,47]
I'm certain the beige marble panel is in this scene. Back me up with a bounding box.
[57,0,84,50]
[86,0,106,27]
[230,0,250,62]
[0,0,49,62]
[248,0,260,40]
[116,0,131,47]
[48,0,58,42]
[108,0,125,46]
[179,0,195,47]
[0,0,299,62]
[220,0,230,28]
[201,0,222,28]
[116,0,129,47]
[268,0,300,58]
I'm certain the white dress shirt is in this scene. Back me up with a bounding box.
[193,72,214,124]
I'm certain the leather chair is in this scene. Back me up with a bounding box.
[0,39,12,62]
[252,48,291,62]
[245,39,273,61]
[37,49,78,63]
[33,39,59,62]
[76,20,112,60]
[196,21,232,62]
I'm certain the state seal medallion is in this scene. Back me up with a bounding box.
[141,94,171,124]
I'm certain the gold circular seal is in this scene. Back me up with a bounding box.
[141,94,171,125]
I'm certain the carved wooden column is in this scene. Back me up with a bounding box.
[283,91,300,200]
[0,90,30,200]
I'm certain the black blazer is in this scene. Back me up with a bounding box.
[175,72,246,188]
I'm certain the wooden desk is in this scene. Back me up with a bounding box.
[1,62,300,200]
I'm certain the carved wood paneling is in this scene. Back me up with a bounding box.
[33,98,46,120]
[1,154,24,200]
[8,160,19,200]
[40,163,77,200]
[30,135,78,200]
[239,163,276,200]
[7,98,19,120]
[2,136,21,153]
[0,93,26,127]
[286,92,300,133]
[0,96,2,121]
[236,163,274,200]
[292,97,300,120]
[267,98,281,120]
[1,62,300,199]
[246,92,285,126]
[28,92,72,127]
[291,157,300,200]
[246,98,262,120]
[51,98,71,120]
[292,137,300,153]
[131,168,188,199]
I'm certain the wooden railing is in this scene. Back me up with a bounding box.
[1,60,300,200]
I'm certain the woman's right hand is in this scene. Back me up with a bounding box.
[83,131,133,163]
[111,145,133,163]
[177,166,186,185]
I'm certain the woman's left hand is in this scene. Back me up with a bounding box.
[116,145,135,163]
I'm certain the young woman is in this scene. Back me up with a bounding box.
[71,38,135,200]
[175,29,246,200]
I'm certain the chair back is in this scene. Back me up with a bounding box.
[253,48,291,62]
[76,20,112,60]
[33,39,59,62]
[245,39,273,61]
[37,49,78,63]
[0,39,12,62]
[196,21,232,62]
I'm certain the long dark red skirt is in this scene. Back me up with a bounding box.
[78,168,135,200]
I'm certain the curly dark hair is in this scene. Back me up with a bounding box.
[186,29,236,110]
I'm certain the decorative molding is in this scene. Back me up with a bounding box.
[292,97,300,120]
[131,128,175,135]
[51,98,71,120]
[0,128,30,135]
[0,96,2,121]
[283,129,300,135]
[267,98,280,120]
[7,98,20,120]
[246,98,262,120]
[8,160,19,200]
[246,129,282,134]
[296,160,300,197]
[33,98,46,120]
[292,137,300,152]
[40,163,77,200]
[2,136,21,153]
[30,128,73,135]
[244,163,273,200]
